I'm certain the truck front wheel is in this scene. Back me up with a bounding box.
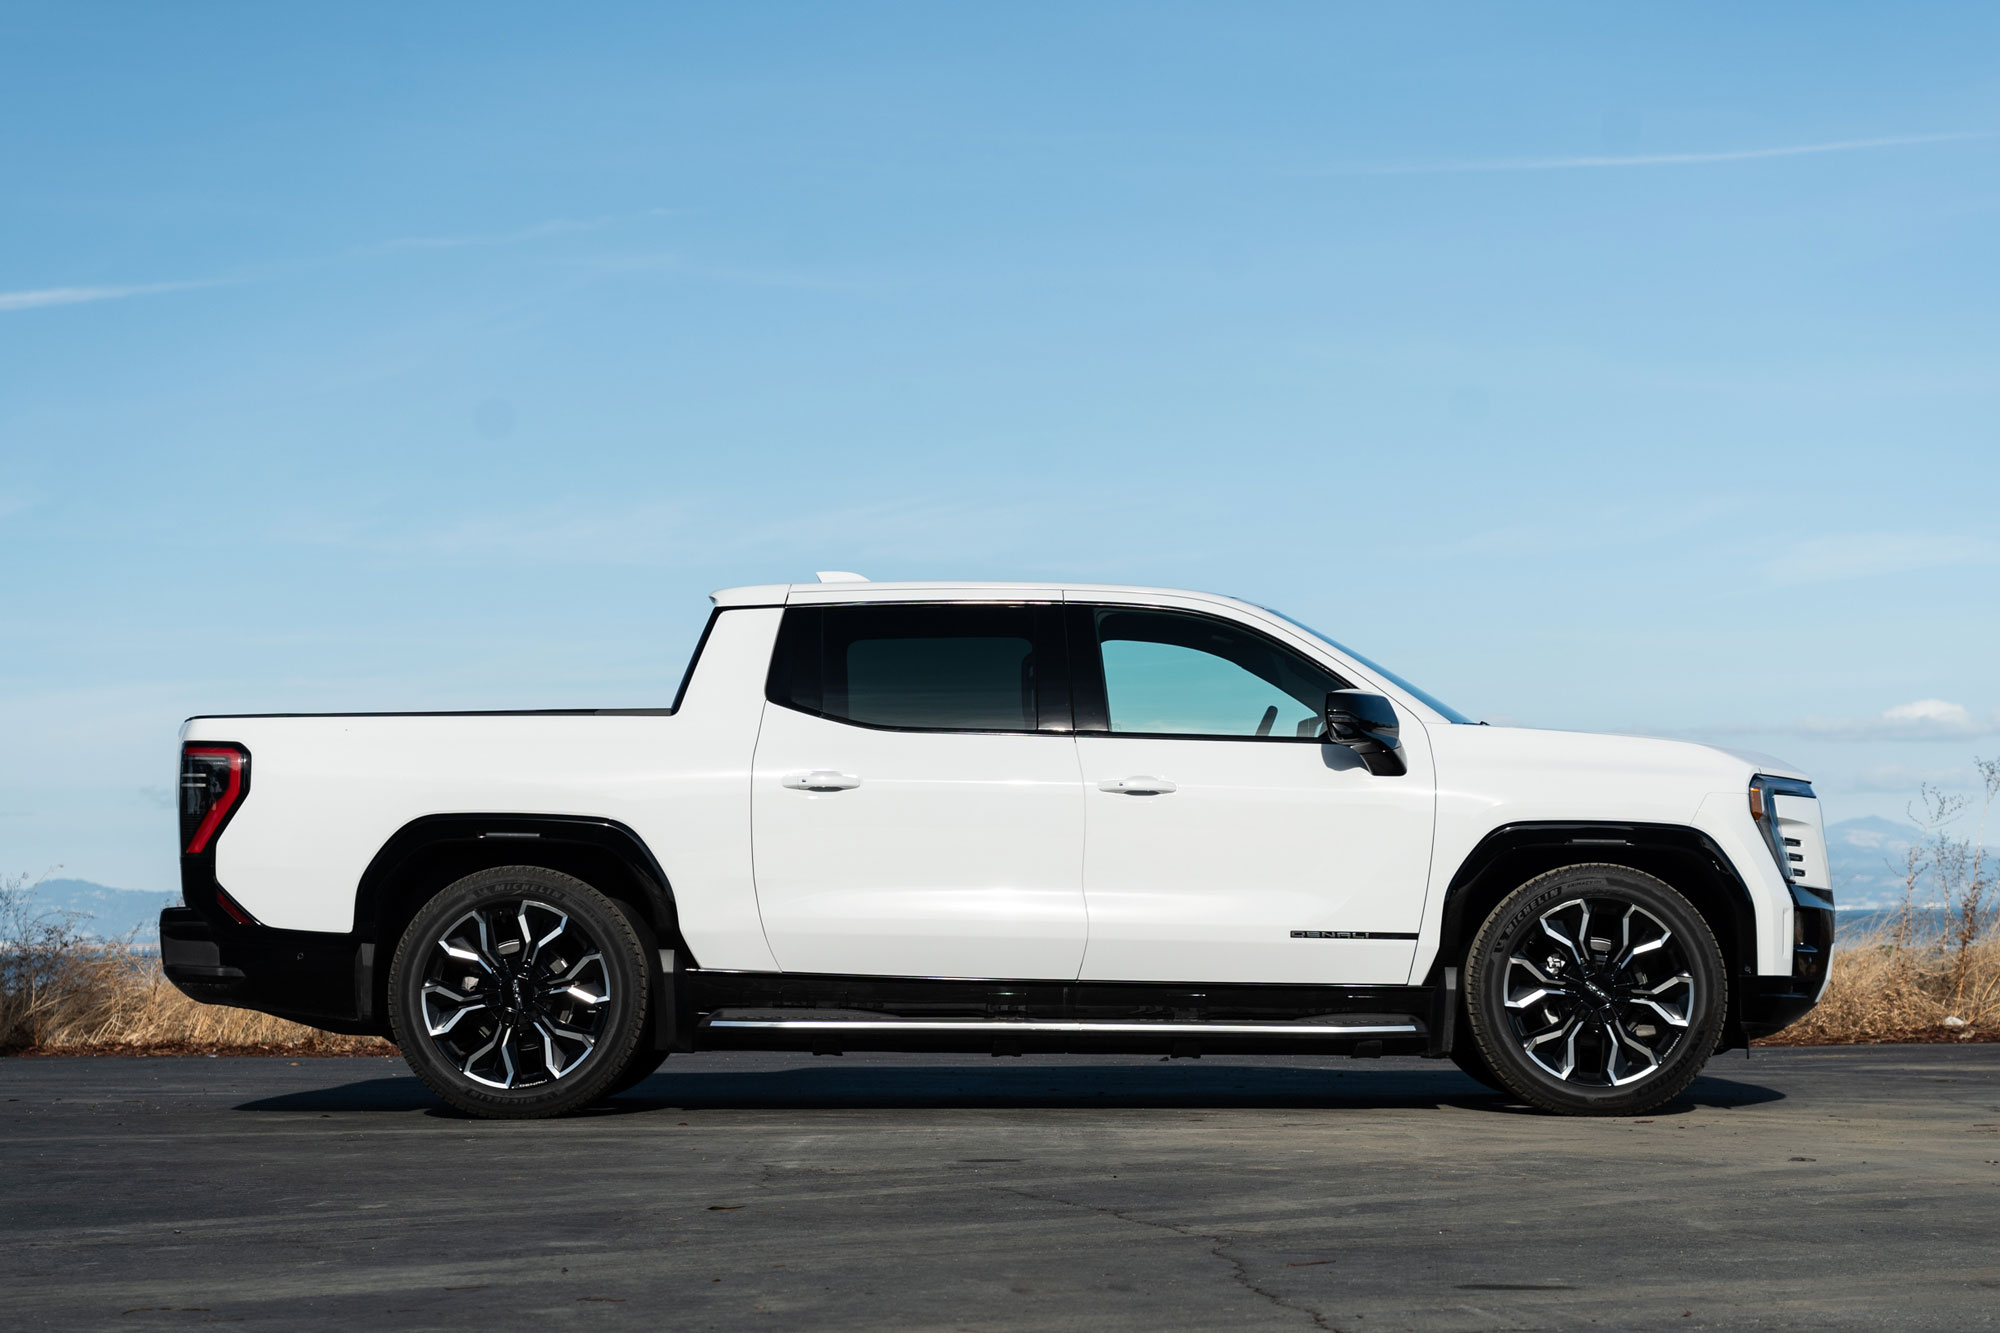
[1463,863,1726,1116]
[387,866,652,1119]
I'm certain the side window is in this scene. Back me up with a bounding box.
[1084,607,1344,740]
[767,604,1061,733]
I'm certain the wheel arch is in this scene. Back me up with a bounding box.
[1426,821,1759,1049]
[355,814,691,1029]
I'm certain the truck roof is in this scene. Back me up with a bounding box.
[709,580,1254,608]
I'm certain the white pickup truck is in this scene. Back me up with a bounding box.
[164,576,1833,1118]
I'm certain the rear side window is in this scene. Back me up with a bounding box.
[767,604,1067,733]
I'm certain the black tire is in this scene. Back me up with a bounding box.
[1448,1036,1505,1092]
[609,1046,670,1095]
[1464,863,1725,1116]
[387,866,651,1119]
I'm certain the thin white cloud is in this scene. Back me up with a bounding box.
[0,209,681,315]
[1764,532,2000,586]
[1884,699,1974,726]
[569,251,869,293]
[1670,699,2000,743]
[1796,700,2000,742]
[374,208,675,253]
[1428,495,1746,560]
[0,280,217,313]
[1827,817,1920,849]
[1849,763,1984,794]
[1316,131,1988,177]
[275,492,1047,569]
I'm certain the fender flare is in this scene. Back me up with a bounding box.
[1429,820,1760,992]
[352,813,692,1046]
[355,812,684,946]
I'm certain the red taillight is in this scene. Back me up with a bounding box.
[214,887,257,925]
[180,744,248,854]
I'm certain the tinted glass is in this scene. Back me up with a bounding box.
[768,604,1044,732]
[1092,608,1343,739]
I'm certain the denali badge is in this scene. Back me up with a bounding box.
[1290,930,1420,940]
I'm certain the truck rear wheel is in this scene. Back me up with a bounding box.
[387,866,651,1119]
[1463,863,1726,1116]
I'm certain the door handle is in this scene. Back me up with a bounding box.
[782,770,862,792]
[1098,776,1177,795]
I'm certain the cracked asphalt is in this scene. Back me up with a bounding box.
[6,1046,2000,1330]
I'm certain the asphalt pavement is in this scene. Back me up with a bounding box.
[5,1045,2000,1330]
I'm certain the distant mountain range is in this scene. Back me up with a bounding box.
[6,878,179,945]
[0,815,1960,941]
[1823,816,1927,909]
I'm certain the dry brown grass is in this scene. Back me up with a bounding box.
[1,878,391,1057]
[2,949,394,1056]
[1759,927,2000,1045]
[1766,761,2000,1045]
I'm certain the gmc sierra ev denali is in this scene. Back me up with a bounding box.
[163,576,1832,1118]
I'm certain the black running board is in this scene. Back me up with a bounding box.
[708,1012,1421,1036]
[696,1009,1427,1056]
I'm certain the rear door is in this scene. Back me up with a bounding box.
[750,601,1087,979]
[1068,601,1437,985]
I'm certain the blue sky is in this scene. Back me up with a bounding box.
[4,4,1998,895]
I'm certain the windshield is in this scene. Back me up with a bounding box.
[1259,607,1476,724]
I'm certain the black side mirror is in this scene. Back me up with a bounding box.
[1323,690,1407,776]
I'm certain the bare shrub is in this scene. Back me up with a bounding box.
[1765,757,2000,1045]
[1,872,391,1056]
[1770,929,2000,1044]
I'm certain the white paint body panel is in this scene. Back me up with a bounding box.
[184,580,1807,985]
[1074,731,1434,984]
[749,704,1088,979]
[192,607,786,971]
[1419,725,1796,978]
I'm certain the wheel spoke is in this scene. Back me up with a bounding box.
[1519,1007,1585,1080]
[1603,1014,1663,1086]
[1613,904,1672,969]
[458,1022,518,1089]
[1538,903,1591,972]
[534,1018,596,1079]
[518,901,570,967]
[1557,1016,1584,1080]
[1629,972,1694,1027]
[439,909,502,975]
[421,983,488,1036]
[549,950,603,984]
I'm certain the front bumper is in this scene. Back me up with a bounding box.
[1736,883,1835,1042]
[160,907,383,1036]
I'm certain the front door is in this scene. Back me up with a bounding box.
[1069,603,1437,985]
[751,601,1087,979]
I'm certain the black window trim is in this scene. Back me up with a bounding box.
[764,600,1074,738]
[1066,602,1351,744]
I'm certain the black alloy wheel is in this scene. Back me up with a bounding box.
[388,866,652,1119]
[1464,863,1725,1116]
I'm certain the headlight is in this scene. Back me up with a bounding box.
[1749,775,1824,888]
